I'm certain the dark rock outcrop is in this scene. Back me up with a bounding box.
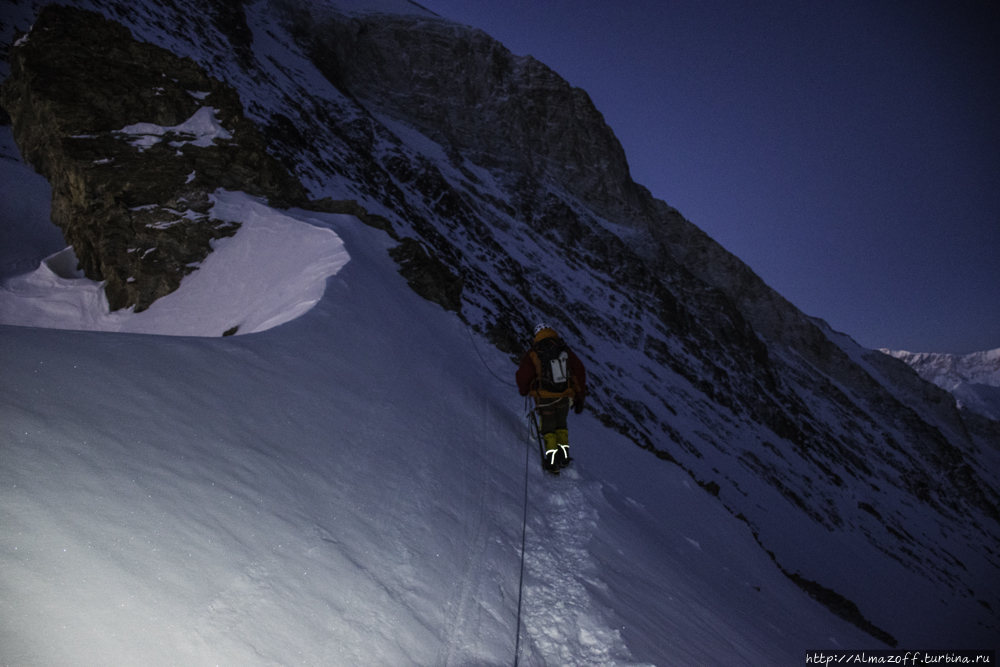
[784,571,897,647]
[303,197,464,310]
[1,5,307,311]
[387,237,463,313]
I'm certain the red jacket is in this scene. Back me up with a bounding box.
[516,340,587,400]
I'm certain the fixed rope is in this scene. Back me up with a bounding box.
[461,322,532,664]
[512,412,533,666]
[464,322,518,389]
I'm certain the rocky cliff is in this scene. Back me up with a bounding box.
[1,5,306,311]
[278,0,649,226]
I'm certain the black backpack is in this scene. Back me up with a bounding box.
[531,336,572,397]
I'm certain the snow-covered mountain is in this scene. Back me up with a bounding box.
[2,0,998,662]
[883,348,1000,390]
[883,348,1000,421]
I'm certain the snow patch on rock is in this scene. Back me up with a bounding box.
[118,106,232,151]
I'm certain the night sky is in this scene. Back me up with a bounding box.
[413,0,999,355]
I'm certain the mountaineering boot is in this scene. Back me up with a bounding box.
[555,429,571,468]
[542,432,561,473]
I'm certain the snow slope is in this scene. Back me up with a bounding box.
[0,171,885,665]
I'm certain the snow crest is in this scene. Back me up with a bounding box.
[0,191,350,336]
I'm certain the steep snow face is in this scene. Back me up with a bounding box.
[1,0,998,651]
[0,220,885,666]
[883,348,1000,420]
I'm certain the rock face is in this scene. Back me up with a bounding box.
[1,5,306,311]
[282,1,648,225]
[387,238,463,313]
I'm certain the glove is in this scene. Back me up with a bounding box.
[573,396,585,414]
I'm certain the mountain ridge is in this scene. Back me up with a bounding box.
[884,348,1000,389]
[884,347,1000,422]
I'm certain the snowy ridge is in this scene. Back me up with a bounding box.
[0,205,881,665]
[0,189,349,336]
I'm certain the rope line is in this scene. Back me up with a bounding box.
[465,322,518,388]
[512,413,533,666]
[461,321,531,665]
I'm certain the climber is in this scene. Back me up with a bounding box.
[516,323,587,473]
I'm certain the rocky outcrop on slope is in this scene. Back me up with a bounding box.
[387,238,463,313]
[1,5,307,311]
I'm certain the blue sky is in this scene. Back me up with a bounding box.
[414,0,999,354]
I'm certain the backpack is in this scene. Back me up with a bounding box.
[530,337,576,399]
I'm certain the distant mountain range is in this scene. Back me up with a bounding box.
[883,348,1000,421]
